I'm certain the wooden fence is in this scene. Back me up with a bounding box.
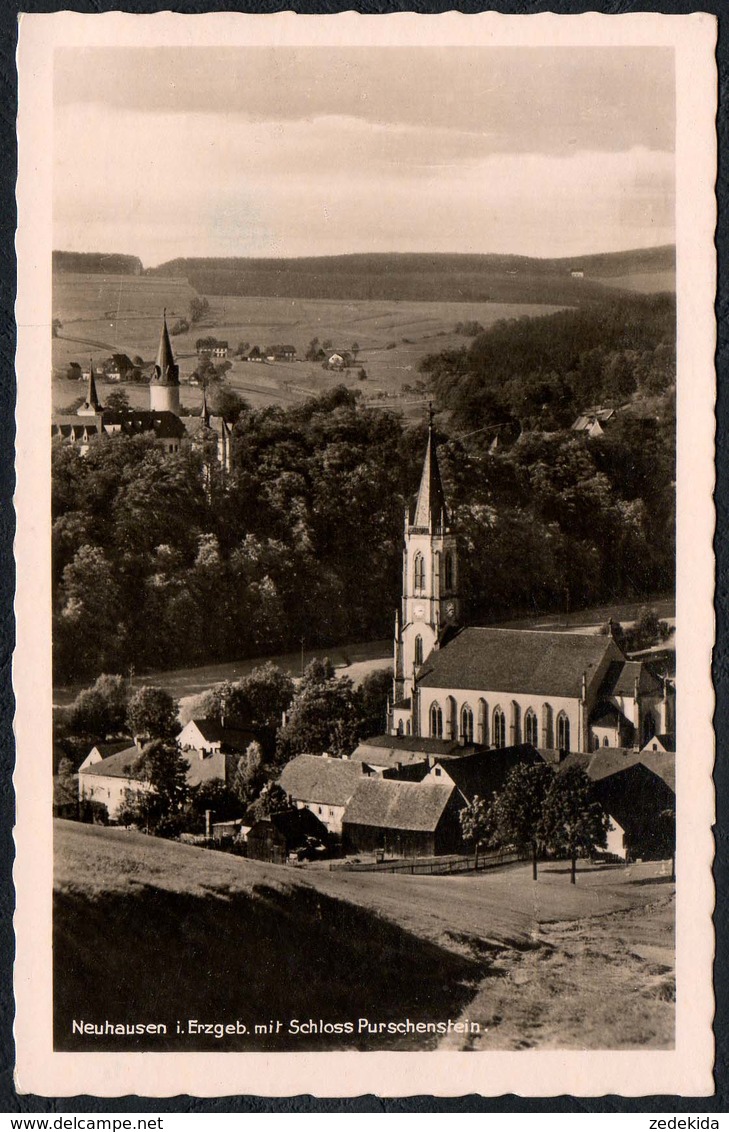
[330,847,524,876]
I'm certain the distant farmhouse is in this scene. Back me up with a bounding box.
[196,338,228,359]
[265,345,296,362]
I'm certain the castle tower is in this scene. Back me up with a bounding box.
[392,411,460,729]
[77,358,102,416]
[149,310,180,414]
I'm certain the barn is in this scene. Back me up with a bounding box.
[246,808,329,864]
[342,778,462,858]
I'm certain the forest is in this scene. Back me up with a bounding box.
[52,294,676,685]
[145,247,674,304]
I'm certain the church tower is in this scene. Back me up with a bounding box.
[149,310,180,414]
[391,413,460,732]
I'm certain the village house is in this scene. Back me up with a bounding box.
[177,717,255,787]
[558,747,675,861]
[78,717,255,820]
[265,344,296,362]
[571,408,616,438]
[389,418,675,754]
[424,743,543,802]
[278,753,366,835]
[77,743,149,820]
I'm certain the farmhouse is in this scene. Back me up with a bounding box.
[177,717,255,787]
[265,344,296,362]
[77,743,149,820]
[560,748,675,860]
[425,743,543,802]
[389,419,674,754]
[278,753,365,835]
[342,778,462,857]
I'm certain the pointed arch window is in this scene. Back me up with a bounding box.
[461,704,474,744]
[524,708,538,746]
[557,712,571,752]
[444,551,455,592]
[414,635,423,667]
[413,552,425,593]
[430,702,443,739]
[493,706,506,749]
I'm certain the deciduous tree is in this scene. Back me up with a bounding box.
[540,766,610,883]
[487,761,554,879]
[126,685,178,742]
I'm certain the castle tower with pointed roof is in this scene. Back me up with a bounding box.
[149,310,180,414]
[391,411,460,731]
[77,359,103,417]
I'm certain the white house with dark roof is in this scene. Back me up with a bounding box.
[77,744,149,820]
[389,424,675,754]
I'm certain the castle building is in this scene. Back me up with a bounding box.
[389,426,675,754]
[149,310,181,414]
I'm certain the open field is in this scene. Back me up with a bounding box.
[53,594,674,707]
[599,269,676,294]
[52,273,565,415]
[53,638,392,707]
[54,820,674,1052]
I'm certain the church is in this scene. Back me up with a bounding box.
[52,312,233,471]
[388,420,675,755]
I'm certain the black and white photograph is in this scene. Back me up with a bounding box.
[13,11,716,1098]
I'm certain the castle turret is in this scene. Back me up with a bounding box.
[77,358,102,416]
[149,310,180,414]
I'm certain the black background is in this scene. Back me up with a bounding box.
[1,0,726,1113]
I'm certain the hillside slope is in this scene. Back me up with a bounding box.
[54,821,674,1052]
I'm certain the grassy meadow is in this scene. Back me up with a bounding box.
[54,820,674,1052]
[52,272,565,415]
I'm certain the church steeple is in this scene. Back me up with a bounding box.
[411,409,448,532]
[150,310,181,414]
[201,383,210,428]
[390,407,461,735]
[77,358,102,416]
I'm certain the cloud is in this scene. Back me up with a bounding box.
[54,98,674,263]
[55,46,675,157]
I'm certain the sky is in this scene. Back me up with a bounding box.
[53,47,675,265]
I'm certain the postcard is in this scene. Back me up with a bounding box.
[14,10,717,1098]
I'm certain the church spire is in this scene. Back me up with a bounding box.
[411,404,448,531]
[201,382,210,427]
[154,309,179,386]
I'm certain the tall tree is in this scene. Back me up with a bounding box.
[540,766,610,883]
[487,761,554,879]
[126,685,178,741]
[118,739,190,836]
[458,795,491,867]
